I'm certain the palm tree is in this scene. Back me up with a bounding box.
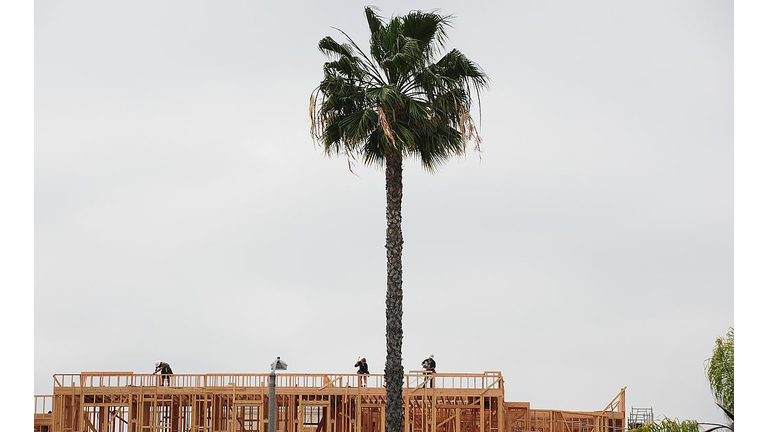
[310,7,487,432]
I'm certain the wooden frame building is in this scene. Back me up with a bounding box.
[33,371,625,432]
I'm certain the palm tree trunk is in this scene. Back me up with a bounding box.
[384,153,404,432]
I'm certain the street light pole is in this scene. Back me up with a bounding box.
[268,370,276,432]
[268,357,287,432]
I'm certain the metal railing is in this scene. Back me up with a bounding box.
[52,371,504,391]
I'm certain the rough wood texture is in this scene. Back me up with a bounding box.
[34,372,625,432]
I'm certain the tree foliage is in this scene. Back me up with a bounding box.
[310,8,487,432]
[632,418,699,432]
[705,328,734,415]
[310,6,488,170]
[632,329,735,431]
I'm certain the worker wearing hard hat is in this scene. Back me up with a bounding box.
[153,361,173,386]
[421,355,436,388]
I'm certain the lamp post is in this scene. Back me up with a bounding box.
[268,357,287,432]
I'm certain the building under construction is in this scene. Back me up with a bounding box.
[34,371,625,432]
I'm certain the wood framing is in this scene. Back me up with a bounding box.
[33,372,625,432]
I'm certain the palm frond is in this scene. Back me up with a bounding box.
[401,10,452,61]
[311,7,488,169]
[364,6,384,36]
[331,26,386,86]
[318,36,353,59]
[361,131,386,167]
[338,109,379,142]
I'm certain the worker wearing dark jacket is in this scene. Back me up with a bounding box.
[153,361,173,386]
[421,355,436,388]
[354,358,370,387]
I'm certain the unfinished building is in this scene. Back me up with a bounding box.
[34,371,625,432]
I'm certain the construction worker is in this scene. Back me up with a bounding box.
[421,355,436,388]
[153,361,173,386]
[354,357,370,387]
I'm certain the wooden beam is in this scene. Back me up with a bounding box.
[82,414,98,432]
[39,371,626,432]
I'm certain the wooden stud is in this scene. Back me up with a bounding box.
[36,372,625,432]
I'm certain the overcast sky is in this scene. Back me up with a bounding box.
[35,0,733,424]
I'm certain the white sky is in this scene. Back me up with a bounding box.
[34,0,733,424]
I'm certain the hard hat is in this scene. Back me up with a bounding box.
[429,354,434,358]
[155,361,160,367]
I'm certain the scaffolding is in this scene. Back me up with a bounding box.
[33,371,625,432]
[626,407,653,430]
